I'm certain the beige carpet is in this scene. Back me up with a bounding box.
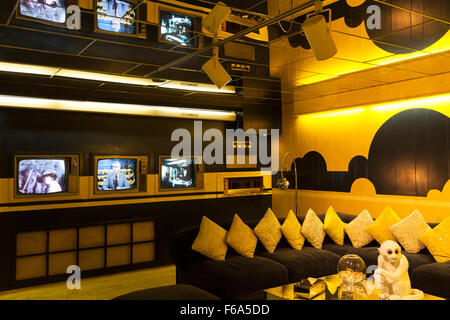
[0,265,176,300]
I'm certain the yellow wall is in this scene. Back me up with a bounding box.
[274,96,450,223]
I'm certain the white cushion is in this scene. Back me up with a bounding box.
[389,210,431,253]
[344,210,374,248]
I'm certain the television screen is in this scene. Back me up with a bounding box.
[17,159,66,194]
[97,0,136,34]
[160,10,196,47]
[96,158,137,191]
[160,158,195,189]
[19,0,67,24]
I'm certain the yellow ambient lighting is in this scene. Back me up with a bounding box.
[0,62,60,76]
[370,93,450,112]
[0,62,236,94]
[54,69,155,86]
[299,93,450,118]
[0,95,237,121]
[305,107,365,118]
[158,80,236,94]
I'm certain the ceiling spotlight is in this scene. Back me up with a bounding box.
[202,2,233,89]
[202,56,232,90]
[302,1,337,61]
[202,1,232,34]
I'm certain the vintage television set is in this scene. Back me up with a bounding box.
[14,154,79,198]
[95,0,146,37]
[158,9,200,48]
[16,0,78,27]
[158,156,204,191]
[94,155,147,194]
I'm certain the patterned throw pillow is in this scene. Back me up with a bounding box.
[254,208,282,253]
[191,216,228,260]
[226,214,258,258]
[344,209,374,248]
[389,210,432,253]
[419,217,450,263]
[281,210,305,250]
[323,206,346,245]
[301,208,325,249]
[366,206,402,245]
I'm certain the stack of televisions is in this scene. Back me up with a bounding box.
[15,154,199,199]
[17,0,202,48]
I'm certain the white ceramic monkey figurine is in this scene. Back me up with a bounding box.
[374,240,411,300]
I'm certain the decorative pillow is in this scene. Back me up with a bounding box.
[254,208,282,253]
[191,216,228,260]
[344,209,374,248]
[301,208,325,249]
[389,210,432,253]
[226,214,258,258]
[419,217,450,263]
[366,206,402,245]
[281,210,305,250]
[323,206,346,245]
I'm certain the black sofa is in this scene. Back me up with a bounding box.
[169,213,449,299]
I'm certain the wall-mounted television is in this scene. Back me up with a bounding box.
[17,0,77,27]
[159,156,198,190]
[159,9,198,47]
[14,154,79,198]
[94,155,147,194]
[96,0,139,36]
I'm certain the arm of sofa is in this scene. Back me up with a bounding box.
[168,225,209,270]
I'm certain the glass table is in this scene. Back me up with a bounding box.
[265,274,445,300]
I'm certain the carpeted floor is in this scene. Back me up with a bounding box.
[0,265,176,300]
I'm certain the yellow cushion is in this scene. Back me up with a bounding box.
[226,214,258,258]
[323,206,346,245]
[344,209,374,248]
[419,217,450,263]
[191,216,228,260]
[366,206,402,245]
[389,210,431,253]
[254,208,282,253]
[301,208,325,249]
[280,210,305,250]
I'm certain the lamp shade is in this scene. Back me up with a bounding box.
[302,14,337,61]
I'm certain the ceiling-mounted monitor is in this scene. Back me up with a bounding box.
[96,0,143,37]
[159,9,198,48]
[17,0,76,27]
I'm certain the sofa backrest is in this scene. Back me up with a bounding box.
[168,213,438,267]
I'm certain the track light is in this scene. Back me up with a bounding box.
[302,1,337,61]
[201,2,233,89]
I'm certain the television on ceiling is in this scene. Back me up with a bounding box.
[159,156,197,190]
[159,9,197,48]
[94,155,147,194]
[14,154,79,198]
[96,0,137,35]
[17,0,76,27]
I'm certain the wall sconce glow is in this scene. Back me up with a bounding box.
[0,95,237,121]
[0,62,236,94]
